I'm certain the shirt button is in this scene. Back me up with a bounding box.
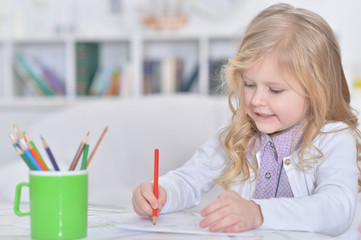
[270,142,274,148]
[265,172,271,179]
[285,159,291,166]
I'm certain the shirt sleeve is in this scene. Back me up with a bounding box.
[253,125,359,236]
[159,134,228,213]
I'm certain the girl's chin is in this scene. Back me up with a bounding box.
[254,123,280,135]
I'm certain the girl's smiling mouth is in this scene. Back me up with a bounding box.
[255,112,276,120]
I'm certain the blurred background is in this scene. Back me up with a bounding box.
[0,0,361,165]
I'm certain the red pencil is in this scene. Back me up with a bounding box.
[153,149,159,225]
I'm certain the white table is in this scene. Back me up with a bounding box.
[0,202,340,240]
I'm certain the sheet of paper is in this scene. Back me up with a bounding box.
[88,211,258,236]
[12,209,261,238]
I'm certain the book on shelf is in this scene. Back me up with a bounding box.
[106,67,121,96]
[161,57,177,94]
[143,60,160,94]
[13,54,64,96]
[89,66,114,96]
[89,62,132,96]
[143,58,185,94]
[36,61,66,95]
[180,63,199,93]
[120,61,133,97]
[76,42,99,96]
[13,59,44,96]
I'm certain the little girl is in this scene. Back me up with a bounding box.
[132,3,361,238]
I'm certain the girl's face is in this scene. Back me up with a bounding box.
[243,57,308,135]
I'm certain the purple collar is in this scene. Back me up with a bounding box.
[252,124,306,162]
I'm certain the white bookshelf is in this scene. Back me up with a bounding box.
[0,33,240,106]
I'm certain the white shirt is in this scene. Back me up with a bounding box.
[159,122,359,237]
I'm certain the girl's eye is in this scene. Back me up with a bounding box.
[244,82,256,88]
[270,88,283,94]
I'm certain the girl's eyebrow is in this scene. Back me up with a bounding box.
[243,76,288,87]
[242,76,253,82]
[265,81,288,87]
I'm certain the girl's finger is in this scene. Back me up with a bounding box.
[209,213,240,233]
[200,205,229,229]
[141,183,159,209]
[132,184,155,216]
[132,193,149,215]
[200,196,228,217]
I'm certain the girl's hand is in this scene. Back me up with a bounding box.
[132,182,167,218]
[200,190,263,233]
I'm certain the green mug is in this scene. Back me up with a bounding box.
[14,170,88,240]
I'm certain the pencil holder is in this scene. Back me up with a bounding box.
[14,170,88,240]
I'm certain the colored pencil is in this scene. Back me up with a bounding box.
[24,134,48,171]
[86,126,108,168]
[13,124,27,147]
[19,143,42,171]
[9,133,20,148]
[81,144,89,170]
[13,124,23,139]
[153,149,159,225]
[69,132,89,170]
[15,146,37,170]
[40,136,60,171]
[25,133,49,170]
[10,133,36,170]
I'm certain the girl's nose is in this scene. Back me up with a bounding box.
[251,88,267,106]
